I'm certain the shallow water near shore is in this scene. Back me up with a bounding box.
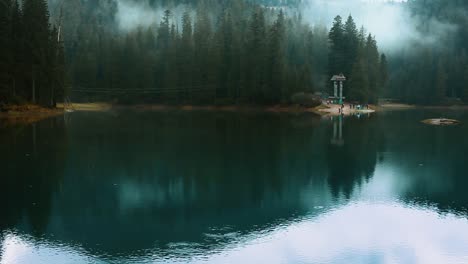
[1,109,468,264]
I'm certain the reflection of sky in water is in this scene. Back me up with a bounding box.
[2,202,468,264]
[2,111,468,263]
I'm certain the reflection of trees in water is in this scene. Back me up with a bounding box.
[4,111,467,259]
[51,112,326,253]
[0,117,68,236]
[379,110,468,213]
[326,115,386,198]
[9,111,463,260]
[0,112,390,257]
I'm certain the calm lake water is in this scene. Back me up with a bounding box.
[1,109,468,264]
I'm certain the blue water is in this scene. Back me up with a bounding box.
[1,109,468,264]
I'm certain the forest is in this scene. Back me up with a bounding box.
[388,0,468,104]
[0,0,65,107]
[0,0,467,106]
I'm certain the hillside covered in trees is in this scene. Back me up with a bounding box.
[386,0,468,105]
[0,0,387,106]
[1,0,467,106]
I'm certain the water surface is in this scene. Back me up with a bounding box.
[1,109,468,264]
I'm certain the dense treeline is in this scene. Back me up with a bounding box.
[328,15,387,104]
[3,0,468,107]
[0,0,65,107]
[388,0,468,104]
[57,0,385,104]
[1,0,386,106]
[65,1,332,104]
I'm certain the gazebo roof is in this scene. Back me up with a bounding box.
[331,74,346,81]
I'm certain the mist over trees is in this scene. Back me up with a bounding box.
[51,0,332,104]
[2,0,468,106]
[328,15,387,104]
[50,0,385,104]
[386,0,468,105]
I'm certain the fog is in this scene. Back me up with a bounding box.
[116,0,161,31]
[301,0,457,52]
[116,0,194,32]
[112,0,455,52]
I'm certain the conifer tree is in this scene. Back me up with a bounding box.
[0,0,12,100]
[23,0,52,104]
[328,16,344,77]
[379,53,389,97]
[365,34,379,103]
[343,15,358,77]
[267,10,285,103]
[247,8,267,101]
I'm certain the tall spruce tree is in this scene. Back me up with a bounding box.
[23,0,52,104]
[247,8,267,101]
[343,15,358,78]
[379,53,389,97]
[0,0,12,101]
[328,16,344,78]
[267,10,285,103]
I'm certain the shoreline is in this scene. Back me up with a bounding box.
[2,102,468,126]
[0,104,63,126]
[58,102,325,115]
[130,104,324,114]
[317,103,376,116]
[379,103,468,110]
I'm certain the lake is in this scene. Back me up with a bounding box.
[1,109,468,264]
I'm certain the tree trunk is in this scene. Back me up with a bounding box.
[32,71,36,104]
[12,78,16,97]
[50,83,54,108]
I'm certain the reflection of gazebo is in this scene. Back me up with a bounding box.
[330,74,346,104]
[330,115,344,146]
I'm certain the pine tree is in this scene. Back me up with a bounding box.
[11,0,24,99]
[247,8,267,101]
[215,10,234,99]
[23,0,52,105]
[181,11,193,101]
[379,53,389,97]
[193,7,212,96]
[157,10,171,50]
[343,15,358,78]
[349,59,369,103]
[328,16,344,77]
[365,34,379,103]
[266,10,285,103]
[0,0,12,101]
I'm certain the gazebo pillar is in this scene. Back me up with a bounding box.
[333,81,338,98]
[330,74,346,105]
[339,81,343,104]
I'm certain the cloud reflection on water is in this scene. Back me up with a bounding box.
[2,202,468,264]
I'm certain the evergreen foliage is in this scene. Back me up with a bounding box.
[387,0,468,104]
[328,15,384,103]
[0,0,65,106]
[62,1,334,105]
[2,0,388,106]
